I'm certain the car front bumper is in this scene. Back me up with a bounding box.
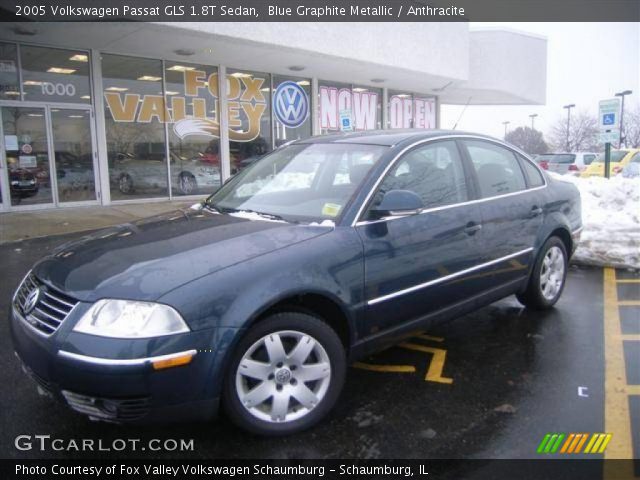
[10,305,223,424]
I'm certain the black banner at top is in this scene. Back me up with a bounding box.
[0,0,639,22]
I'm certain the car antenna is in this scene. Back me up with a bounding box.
[452,96,472,130]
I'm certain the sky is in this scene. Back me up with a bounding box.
[440,23,640,140]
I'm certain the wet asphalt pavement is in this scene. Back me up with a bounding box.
[0,232,637,461]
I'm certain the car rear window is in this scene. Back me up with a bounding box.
[463,140,526,198]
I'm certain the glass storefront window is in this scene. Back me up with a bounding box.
[165,61,221,196]
[388,90,413,129]
[0,43,20,100]
[319,82,382,134]
[388,91,436,129]
[21,45,91,104]
[1,106,52,206]
[352,85,382,130]
[318,80,352,135]
[102,54,167,200]
[227,69,272,173]
[51,109,96,202]
[272,75,311,147]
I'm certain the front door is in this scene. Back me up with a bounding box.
[355,139,484,337]
[0,104,98,209]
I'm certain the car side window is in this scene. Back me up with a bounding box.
[463,140,526,197]
[519,155,545,187]
[583,154,596,165]
[371,140,468,211]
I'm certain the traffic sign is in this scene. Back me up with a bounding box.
[598,98,621,131]
[598,130,619,144]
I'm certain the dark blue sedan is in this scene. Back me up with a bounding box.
[10,130,581,435]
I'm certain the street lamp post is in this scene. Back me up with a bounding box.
[529,113,538,130]
[502,121,510,139]
[615,90,633,147]
[563,104,575,151]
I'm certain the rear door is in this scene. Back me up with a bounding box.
[355,139,484,335]
[459,139,543,287]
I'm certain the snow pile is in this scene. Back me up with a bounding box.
[553,174,639,269]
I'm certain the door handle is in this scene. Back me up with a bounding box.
[464,222,482,236]
[531,206,543,217]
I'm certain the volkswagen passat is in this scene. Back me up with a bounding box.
[11,130,581,435]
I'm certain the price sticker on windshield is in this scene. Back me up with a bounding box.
[322,203,342,217]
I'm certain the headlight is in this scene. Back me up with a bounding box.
[73,299,189,338]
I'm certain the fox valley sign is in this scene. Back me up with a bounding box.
[105,69,267,142]
[104,70,437,141]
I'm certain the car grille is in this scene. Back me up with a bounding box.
[61,391,151,422]
[14,272,78,335]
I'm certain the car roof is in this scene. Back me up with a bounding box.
[295,129,498,147]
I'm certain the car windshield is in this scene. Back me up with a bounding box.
[537,154,576,164]
[206,143,387,223]
[594,151,628,163]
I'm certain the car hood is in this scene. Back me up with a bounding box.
[33,208,331,302]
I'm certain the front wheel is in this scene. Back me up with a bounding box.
[222,312,346,435]
[517,236,568,310]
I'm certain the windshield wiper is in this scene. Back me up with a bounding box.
[241,209,289,222]
[230,208,296,223]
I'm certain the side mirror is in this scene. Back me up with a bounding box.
[369,189,424,218]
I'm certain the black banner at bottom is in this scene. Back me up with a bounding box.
[2,459,639,480]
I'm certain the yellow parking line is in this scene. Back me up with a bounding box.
[352,362,416,373]
[626,385,640,395]
[603,268,633,462]
[619,335,640,341]
[616,279,640,284]
[399,342,453,384]
[617,300,640,306]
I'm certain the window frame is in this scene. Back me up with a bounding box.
[516,152,546,188]
[458,138,546,199]
[362,138,474,219]
[353,136,548,227]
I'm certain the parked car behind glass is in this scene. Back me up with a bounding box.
[11,130,581,436]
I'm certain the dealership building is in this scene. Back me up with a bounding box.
[0,22,546,211]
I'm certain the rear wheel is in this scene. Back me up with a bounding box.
[223,312,346,435]
[517,236,568,310]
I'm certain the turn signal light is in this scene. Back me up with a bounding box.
[152,351,195,370]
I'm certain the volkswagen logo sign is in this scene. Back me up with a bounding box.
[22,286,40,316]
[273,81,309,128]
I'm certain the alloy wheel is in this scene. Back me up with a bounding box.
[235,330,331,423]
[540,245,565,301]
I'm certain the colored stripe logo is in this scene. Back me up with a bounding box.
[537,433,612,454]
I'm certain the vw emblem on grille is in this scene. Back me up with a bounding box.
[22,286,41,316]
[273,81,309,128]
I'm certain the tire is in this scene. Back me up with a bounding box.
[516,236,568,310]
[222,312,346,436]
[118,174,133,194]
[178,173,197,195]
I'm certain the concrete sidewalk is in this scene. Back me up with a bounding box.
[0,200,196,244]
